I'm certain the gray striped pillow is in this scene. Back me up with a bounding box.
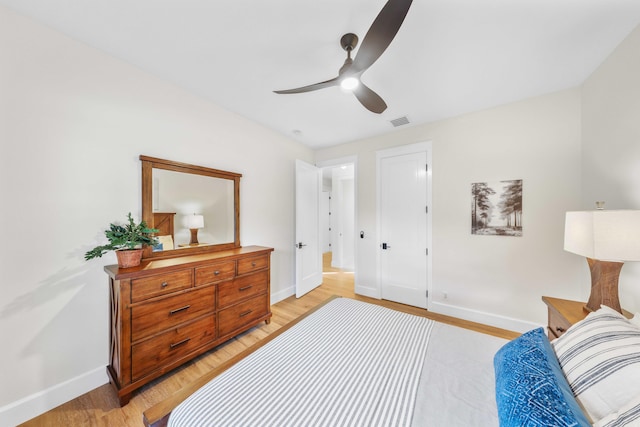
[594,395,640,427]
[552,305,640,423]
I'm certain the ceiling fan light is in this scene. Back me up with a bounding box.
[340,77,359,91]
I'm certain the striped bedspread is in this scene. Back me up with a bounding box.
[169,298,435,427]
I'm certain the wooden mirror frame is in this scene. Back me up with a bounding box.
[140,155,241,260]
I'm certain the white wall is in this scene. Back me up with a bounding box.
[0,6,312,425]
[581,25,640,311]
[316,88,584,332]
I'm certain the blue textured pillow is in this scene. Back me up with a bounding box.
[494,327,591,427]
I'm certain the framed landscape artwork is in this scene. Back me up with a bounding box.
[471,179,523,236]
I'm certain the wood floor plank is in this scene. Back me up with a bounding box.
[19,252,518,426]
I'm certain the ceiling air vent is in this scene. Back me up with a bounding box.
[390,116,410,127]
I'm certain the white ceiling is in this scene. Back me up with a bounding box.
[3,0,640,149]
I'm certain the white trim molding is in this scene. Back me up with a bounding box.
[271,286,295,304]
[430,301,542,334]
[0,366,107,426]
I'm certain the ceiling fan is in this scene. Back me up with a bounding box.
[273,0,413,114]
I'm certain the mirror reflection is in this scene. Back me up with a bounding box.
[141,155,241,260]
[152,169,235,251]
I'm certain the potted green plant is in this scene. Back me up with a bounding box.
[85,212,159,268]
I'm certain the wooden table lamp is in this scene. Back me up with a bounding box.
[564,207,640,313]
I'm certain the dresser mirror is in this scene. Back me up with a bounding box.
[140,155,241,260]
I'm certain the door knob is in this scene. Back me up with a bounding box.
[381,242,391,250]
[296,242,307,249]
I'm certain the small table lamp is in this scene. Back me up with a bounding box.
[185,214,205,245]
[564,208,640,313]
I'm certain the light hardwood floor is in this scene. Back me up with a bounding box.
[20,253,518,426]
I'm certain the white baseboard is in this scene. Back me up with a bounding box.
[271,286,294,304]
[0,366,108,426]
[429,301,542,334]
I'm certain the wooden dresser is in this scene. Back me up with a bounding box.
[104,245,273,405]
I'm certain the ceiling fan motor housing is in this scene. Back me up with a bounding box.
[340,33,359,52]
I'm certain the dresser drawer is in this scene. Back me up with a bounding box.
[132,315,216,381]
[131,286,215,342]
[218,294,268,337]
[195,261,236,286]
[131,270,193,303]
[548,307,572,338]
[237,255,268,275]
[218,270,268,309]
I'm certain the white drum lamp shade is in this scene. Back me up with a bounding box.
[185,214,205,230]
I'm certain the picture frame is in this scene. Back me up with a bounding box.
[471,179,523,236]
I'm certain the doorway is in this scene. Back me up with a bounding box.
[318,158,356,293]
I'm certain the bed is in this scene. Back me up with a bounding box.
[143,297,640,427]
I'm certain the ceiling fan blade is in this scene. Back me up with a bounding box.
[274,76,339,94]
[352,0,413,73]
[353,82,387,114]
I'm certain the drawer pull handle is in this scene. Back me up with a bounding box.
[214,270,220,276]
[170,305,191,315]
[555,326,566,333]
[170,338,191,349]
[239,285,253,291]
[161,282,169,288]
[251,262,256,267]
[239,309,253,317]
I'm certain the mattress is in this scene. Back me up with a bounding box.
[168,297,507,426]
[414,321,507,426]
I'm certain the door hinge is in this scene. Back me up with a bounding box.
[425,205,428,213]
[426,248,429,255]
[425,163,428,172]
[426,290,429,298]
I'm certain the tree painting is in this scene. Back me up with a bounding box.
[471,179,523,236]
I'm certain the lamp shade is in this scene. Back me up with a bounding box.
[185,214,204,229]
[564,210,640,262]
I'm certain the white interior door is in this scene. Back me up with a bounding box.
[295,159,323,297]
[378,149,428,308]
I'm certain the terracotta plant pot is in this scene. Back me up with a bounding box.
[116,249,143,268]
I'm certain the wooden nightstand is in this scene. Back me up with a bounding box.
[541,296,588,340]
[542,296,633,340]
